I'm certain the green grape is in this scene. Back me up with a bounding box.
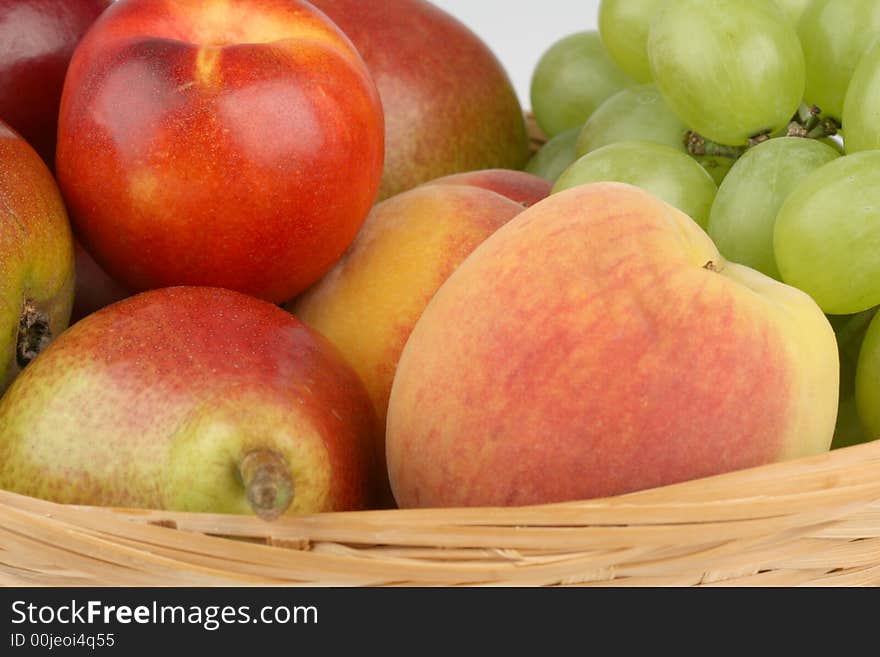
[798,0,880,121]
[525,127,580,183]
[694,156,736,186]
[708,137,839,280]
[833,308,878,449]
[855,309,880,441]
[575,84,687,157]
[773,0,811,24]
[819,135,845,155]
[552,140,717,228]
[774,151,880,315]
[648,0,805,146]
[598,0,667,82]
[530,31,634,138]
[835,385,869,449]
[842,39,880,154]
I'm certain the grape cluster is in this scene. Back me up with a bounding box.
[528,0,880,447]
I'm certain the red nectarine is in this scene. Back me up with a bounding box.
[56,0,384,303]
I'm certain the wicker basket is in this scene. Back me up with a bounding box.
[2,116,879,587]
[2,440,879,586]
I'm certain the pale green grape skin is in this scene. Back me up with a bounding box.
[708,137,839,281]
[834,386,871,448]
[552,140,717,228]
[695,156,735,186]
[854,310,880,441]
[773,0,811,24]
[798,0,880,121]
[833,308,878,448]
[819,135,845,155]
[842,40,880,154]
[530,32,635,138]
[598,0,667,82]
[525,128,580,183]
[576,84,687,157]
[774,151,880,315]
[648,0,805,146]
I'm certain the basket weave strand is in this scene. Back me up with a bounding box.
[2,440,879,586]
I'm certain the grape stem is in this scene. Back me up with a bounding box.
[686,103,841,160]
[684,132,746,159]
[748,131,772,147]
[787,102,840,139]
[808,118,840,139]
[797,103,822,131]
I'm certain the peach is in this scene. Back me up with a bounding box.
[290,185,525,499]
[387,183,839,508]
[424,169,552,208]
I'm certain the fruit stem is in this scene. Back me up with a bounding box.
[786,121,809,138]
[787,103,840,140]
[17,298,51,369]
[795,103,822,131]
[747,130,772,148]
[807,118,840,140]
[239,449,294,521]
[684,131,747,160]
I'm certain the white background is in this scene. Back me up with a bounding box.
[430,0,602,107]
[104,0,602,107]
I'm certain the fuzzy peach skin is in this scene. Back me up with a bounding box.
[0,287,379,516]
[0,120,74,394]
[424,169,552,208]
[386,182,839,508]
[291,185,525,500]
[55,0,384,303]
[310,0,529,200]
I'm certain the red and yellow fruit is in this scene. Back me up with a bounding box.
[0,287,378,517]
[311,0,530,200]
[70,242,131,323]
[56,0,384,303]
[0,0,111,165]
[387,183,839,508]
[0,120,75,394]
[292,184,526,500]
[424,169,552,208]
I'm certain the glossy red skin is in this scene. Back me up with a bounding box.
[71,241,130,323]
[425,169,553,208]
[0,287,379,512]
[311,0,530,200]
[56,0,384,303]
[0,0,110,166]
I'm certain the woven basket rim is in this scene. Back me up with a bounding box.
[3,439,879,587]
